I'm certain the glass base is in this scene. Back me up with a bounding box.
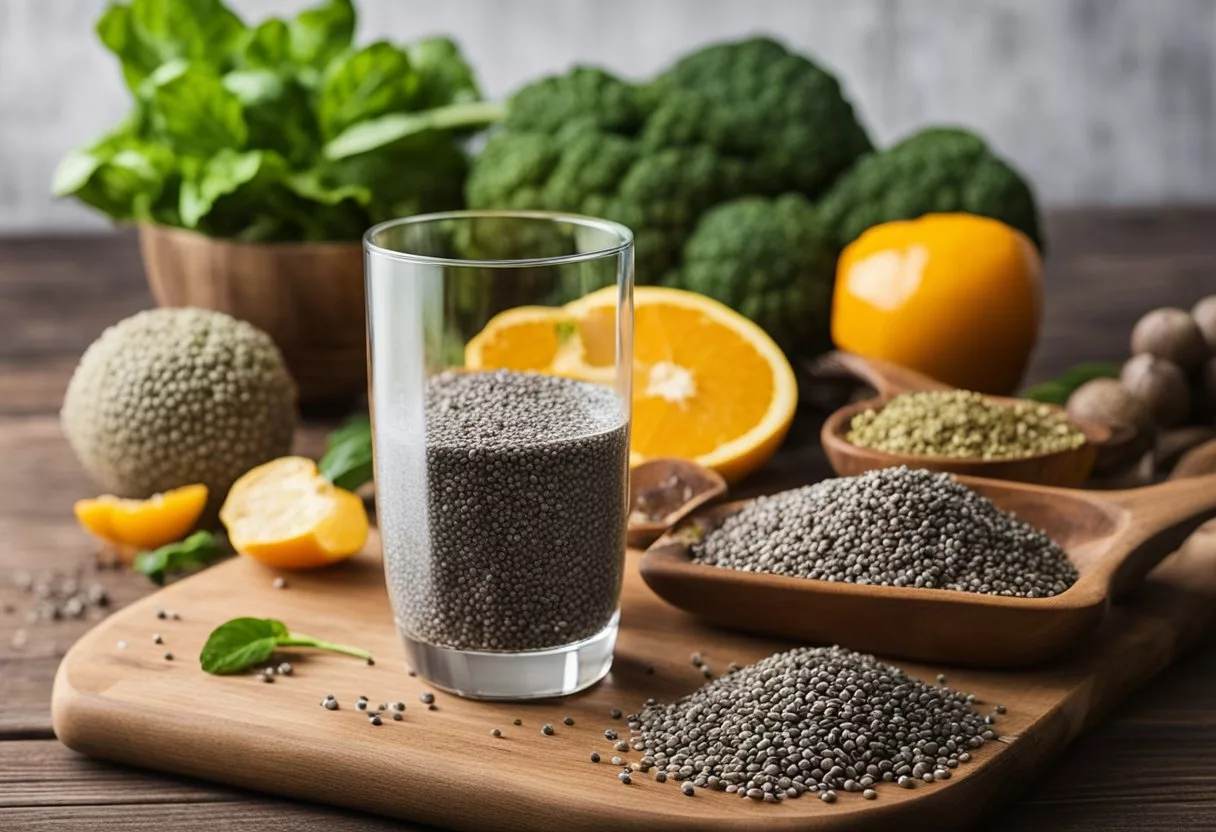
[398,612,619,700]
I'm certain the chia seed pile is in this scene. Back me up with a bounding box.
[692,467,1077,597]
[379,370,630,651]
[847,390,1086,460]
[628,645,994,801]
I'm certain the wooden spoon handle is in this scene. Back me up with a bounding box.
[807,352,953,398]
[1098,474,1216,599]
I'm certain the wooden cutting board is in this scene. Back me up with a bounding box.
[52,529,1216,832]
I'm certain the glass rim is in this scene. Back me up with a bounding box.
[363,210,634,268]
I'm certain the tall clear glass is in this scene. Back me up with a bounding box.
[364,211,633,700]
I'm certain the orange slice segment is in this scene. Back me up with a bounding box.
[220,457,368,570]
[567,287,797,482]
[74,484,209,550]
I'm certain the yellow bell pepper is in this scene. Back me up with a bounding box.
[831,213,1042,395]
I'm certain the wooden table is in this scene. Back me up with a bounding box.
[3,213,1216,830]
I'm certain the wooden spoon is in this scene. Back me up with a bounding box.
[626,458,727,549]
[639,473,1216,667]
[814,352,1111,488]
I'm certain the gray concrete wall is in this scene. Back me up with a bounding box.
[2,0,1215,233]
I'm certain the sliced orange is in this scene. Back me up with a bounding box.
[466,286,798,483]
[74,484,209,550]
[220,457,369,570]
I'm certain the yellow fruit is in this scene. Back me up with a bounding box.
[74,484,209,550]
[466,286,798,482]
[220,457,369,570]
[832,213,1042,395]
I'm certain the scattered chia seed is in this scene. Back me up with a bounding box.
[491,728,502,737]
[700,665,713,679]
[691,467,1077,597]
[272,577,286,589]
[727,662,739,673]
[984,715,997,724]
[170,611,181,620]
[256,671,273,682]
[419,692,435,705]
[603,729,618,740]
[936,673,947,683]
[323,699,339,710]
[163,652,173,661]
[690,651,703,667]
[864,789,877,800]
[820,790,837,803]
[611,756,624,766]
[407,669,417,677]
[590,752,600,763]
[391,702,405,711]
[630,646,988,802]
[378,703,388,711]
[428,704,437,711]
[369,715,382,726]
[152,633,163,644]
[610,708,622,720]
[614,740,629,752]
[682,782,695,796]
[619,772,632,785]
[155,607,166,619]
[356,700,368,711]
[513,719,522,726]
[379,371,629,652]
[366,657,375,666]
[392,711,403,721]
[995,705,1007,714]
[898,776,915,789]
[541,724,554,736]
[277,662,293,676]
[116,640,126,649]
[563,716,575,726]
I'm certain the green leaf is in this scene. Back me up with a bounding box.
[51,127,177,221]
[407,37,481,109]
[239,18,292,69]
[132,531,222,586]
[317,41,416,140]
[223,69,319,164]
[323,99,505,160]
[179,148,288,229]
[98,0,246,90]
[290,0,356,71]
[147,61,247,157]
[319,412,374,491]
[200,617,288,674]
[1023,361,1121,404]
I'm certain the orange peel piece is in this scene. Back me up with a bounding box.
[74,484,209,550]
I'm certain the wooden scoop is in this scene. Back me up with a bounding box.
[639,473,1216,667]
[626,458,727,549]
[814,352,1111,488]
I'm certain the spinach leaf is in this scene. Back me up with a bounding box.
[132,530,223,586]
[147,61,247,157]
[290,0,356,73]
[319,412,374,491]
[317,41,416,140]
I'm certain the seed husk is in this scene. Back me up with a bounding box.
[847,391,1085,460]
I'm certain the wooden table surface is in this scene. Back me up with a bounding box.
[3,212,1216,831]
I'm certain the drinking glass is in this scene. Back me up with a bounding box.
[364,211,633,699]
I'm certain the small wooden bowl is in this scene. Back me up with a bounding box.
[640,472,1216,667]
[813,352,1108,488]
[139,223,366,408]
[627,459,727,549]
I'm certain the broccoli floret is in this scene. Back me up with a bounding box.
[466,37,871,288]
[668,194,838,353]
[818,126,1043,249]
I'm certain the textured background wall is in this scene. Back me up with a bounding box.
[2,0,1215,233]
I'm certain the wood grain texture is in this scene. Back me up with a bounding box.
[2,212,1216,830]
[49,521,1216,832]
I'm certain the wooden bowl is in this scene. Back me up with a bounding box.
[812,351,1108,487]
[640,473,1216,667]
[627,458,727,549]
[822,396,1110,487]
[139,224,366,407]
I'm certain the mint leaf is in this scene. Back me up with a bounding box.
[319,412,374,491]
[200,617,287,674]
[132,530,222,586]
[200,616,370,674]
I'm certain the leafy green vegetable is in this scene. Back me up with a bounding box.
[200,616,371,674]
[319,412,374,491]
[56,0,496,242]
[1022,362,1121,404]
[132,530,223,586]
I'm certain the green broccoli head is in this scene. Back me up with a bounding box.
[465,38,871,289]
[817,127,1043,249]
[668,194,838,353]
